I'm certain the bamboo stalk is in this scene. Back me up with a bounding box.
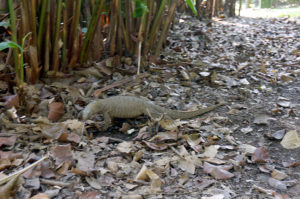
[8,0,21,85]
[52,0,62,71]
[37,0,47,54]
[154,0,177,58]
[80,0,105,64]
[44,1,50,72]
[145,0,166,55]
[62,0,68,70]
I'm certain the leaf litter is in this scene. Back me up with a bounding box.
[0,14,300,198]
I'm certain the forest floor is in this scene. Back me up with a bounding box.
[0,12,300,199]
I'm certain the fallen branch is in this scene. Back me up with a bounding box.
[93,73,150,98]
[0,155,48,185]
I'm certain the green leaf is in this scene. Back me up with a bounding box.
[185,0,198,16]
[0,42,11,51]
[131,0,148,18]
[0,41,23,51]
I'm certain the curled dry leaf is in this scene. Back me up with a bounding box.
[182,134,203,153]
[280,130,300,149]
[48,102,64,122]
[160,118,181,130]
[58,132,81,144]
[149,131,178,142]
[203,162,234,180]
[135,165,162,193]
[251,146,269,163]
[142,141,168,151]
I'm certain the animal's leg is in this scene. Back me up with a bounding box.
[103,112,112,130]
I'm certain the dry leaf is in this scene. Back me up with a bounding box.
[0,136,17,147]
[271,169,287,180]
[30,193,50,199]
[251,146,269,163]
[203,162,234,180]
[202,145,220,158]
[48,102,64,122]
[280,130,300,149]
[79,191,100,199]
[52,144,73,165]
[142,141,168,151]
[117,141,133,153]
[182,134,203,153]
[4,94,19,108]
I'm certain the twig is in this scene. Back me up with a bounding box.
[40,179,73,187]
[0,155,48,185]
[137,41,142,75]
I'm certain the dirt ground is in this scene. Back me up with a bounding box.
[0,12,300,199]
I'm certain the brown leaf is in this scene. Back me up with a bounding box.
[74,151,95,172]
[282,159,300,167]
[40,161,56,179]
[40,123,68,140]
[116,141,133,153]
[79,191,100,199]
[0,159,11,171]
[182,134,203,153]
[0,151,22,160]
[142,141,168,151]
[149,131,178,142]
[52,144,73,165]
[251,146,269,163]
[120,123,131,133]
[48,102,64,122]
[0,136,17,147]
[203,162,234,180]
[58,132,81,144]
[23,165,42,179]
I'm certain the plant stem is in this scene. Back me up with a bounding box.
[8,0,21,85]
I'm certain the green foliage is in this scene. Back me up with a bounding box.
[185,0,197,15]
[0,41,22,51]
[131,0,149,18]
